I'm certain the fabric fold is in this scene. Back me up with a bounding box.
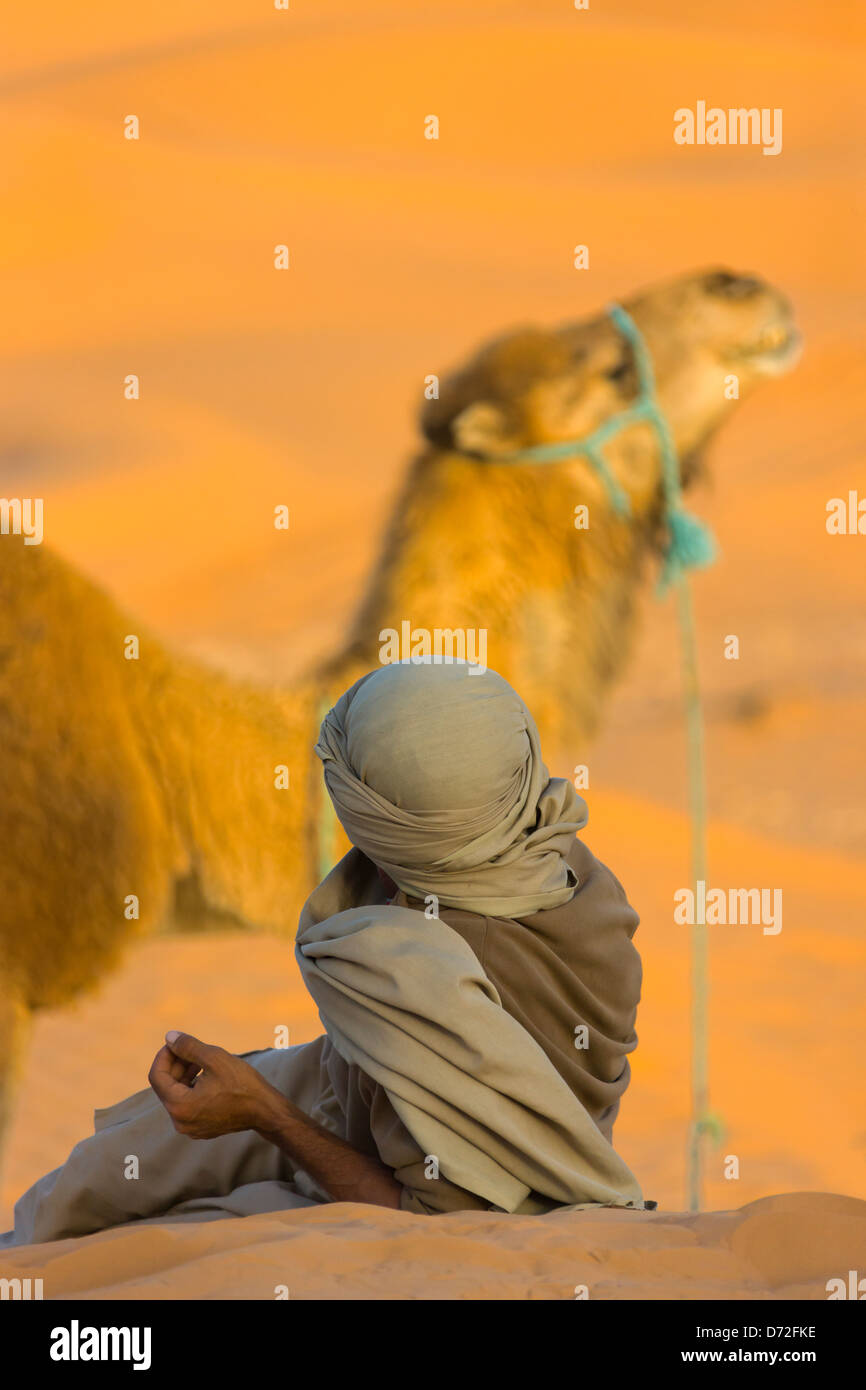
[296,852,643,1212]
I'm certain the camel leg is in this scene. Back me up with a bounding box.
[0,990,31,1178]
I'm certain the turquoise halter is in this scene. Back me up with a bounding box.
[496,303,718,593]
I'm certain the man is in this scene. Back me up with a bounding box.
[3,660,645,1246]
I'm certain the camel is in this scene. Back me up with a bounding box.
[0,268,799,1156]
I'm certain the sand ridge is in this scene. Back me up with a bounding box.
[3,1193,863,1300]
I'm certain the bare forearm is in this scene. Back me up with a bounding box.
[256,1097,403,1210]
[149,1031,403,1210]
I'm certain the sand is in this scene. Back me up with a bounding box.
[1,1,864,1297]
[2,1193,864,1300]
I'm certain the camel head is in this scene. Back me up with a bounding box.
[420,268,800,499]
[402,270,800,750]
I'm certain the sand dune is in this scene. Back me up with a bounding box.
[2,1193,863,1300]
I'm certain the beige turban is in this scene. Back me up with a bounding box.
[315,660,587,916]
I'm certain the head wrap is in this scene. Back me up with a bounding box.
[315,660,587,916]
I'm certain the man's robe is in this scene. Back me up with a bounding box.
[2,839,644,1246]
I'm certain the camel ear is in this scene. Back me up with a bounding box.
[451,401,516,457]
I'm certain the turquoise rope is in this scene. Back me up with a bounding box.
[676,575,713,1212]
[610,307,719,1208]
[498,303,717,592]
[486,304,718,1209]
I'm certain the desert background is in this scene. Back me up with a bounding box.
[1,0,864,1292]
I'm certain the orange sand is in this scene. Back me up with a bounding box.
[1,1,864,1294]
[3,1193,865,1300]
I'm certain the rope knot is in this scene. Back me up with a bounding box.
[657,506,718,595]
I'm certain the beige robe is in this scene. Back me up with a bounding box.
[2,839,644,1247]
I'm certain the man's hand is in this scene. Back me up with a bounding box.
[148,1031,285,1140]
[148,1029,404,1209]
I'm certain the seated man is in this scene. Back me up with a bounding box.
[3,660,646,1246]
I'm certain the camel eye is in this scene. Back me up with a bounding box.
[605,355,634,389]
